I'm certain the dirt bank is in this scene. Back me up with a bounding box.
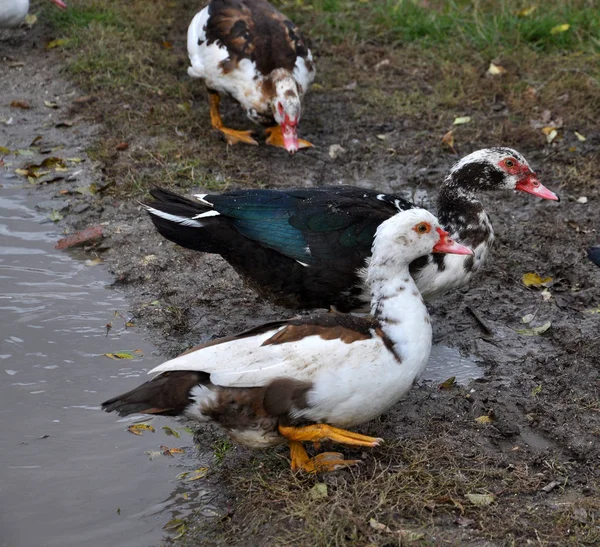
[2,3,600,545]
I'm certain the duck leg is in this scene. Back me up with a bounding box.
[208,91,258,146]
[264,125,314,150]
[280,423,382,447]
[288,441,360,473]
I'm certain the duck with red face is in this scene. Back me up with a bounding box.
[187,0,315,154]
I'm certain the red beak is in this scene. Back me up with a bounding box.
[51,0,67,8]
[433,227,473,255]
[515,174,559,201]
[281,122,299,155]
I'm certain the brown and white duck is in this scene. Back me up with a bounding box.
[187,0,315,153]
[143,147,559,311]
[103,209,472,473]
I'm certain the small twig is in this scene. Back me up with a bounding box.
[466,305,493,336]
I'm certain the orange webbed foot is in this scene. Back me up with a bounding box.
[265,126,313,150]
[279,423,383,448]
[288,441,361,473]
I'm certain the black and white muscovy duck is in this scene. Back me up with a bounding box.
[144,147,559,311]
[588,247,600,268]
[103,209,472,473]
[0,0,65,28]
[187,0,315,154]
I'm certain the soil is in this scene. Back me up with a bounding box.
[2,11,599,547]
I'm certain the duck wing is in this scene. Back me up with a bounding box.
[205,0,310,76]
[149,312,384,388]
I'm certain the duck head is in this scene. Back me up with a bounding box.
[372,209,473,268]
[447,147,559,201]
[271,75,301,154]
[50,0,67,9]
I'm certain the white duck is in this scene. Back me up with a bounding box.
[102,209,472,473]
[187,0,315,154]
[0,0,66,28]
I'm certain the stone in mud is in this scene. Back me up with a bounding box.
[36,199,70,212]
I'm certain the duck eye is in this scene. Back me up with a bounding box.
[505,159,515,168]
[416,223,429,233]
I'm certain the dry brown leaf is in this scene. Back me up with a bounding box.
[10,100,31,109]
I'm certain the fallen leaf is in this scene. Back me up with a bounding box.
[438,376,456,390]
[475,415,493,424]
[163,518,185,531]
[328,144,346,159]
[40,157,66,169]
[576,196,588,204]
[516,321,552,336]
[531,384,542,397]
[177,102,192,113]
[49,210,63,222]
[545,129,558,144]
[141,254,157,265]
[521,313,535,324]
[516,6,536,17]
[44,101,59,109]
[522,272,552,288]
[115,141,129,151]
[183,468,208,481]
[550,23,570,35]
[541,289,552,302]
[127,423,155,436]
[55,120,74,128]
[104,352,135,360]
[310,483,328,499]
[160,445,185,457]
[30,135,42,146]
[0,146,10,155]
[85,258,103,266]
[15,148,34,156]
[573,131,586,142]
[10,100,31,109]
[146,450,163,460]
[487,62,506,75]
[55,225,104,250]
[162,426,181,438]
[466,493,495,506]
[369,518,392,533]
[46,38,71,49]
[161,40,173,49]
[453,116,471,125]
[24,13,37,25]
[441,129,455,152]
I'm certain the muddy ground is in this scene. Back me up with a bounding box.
[2,4,599,546]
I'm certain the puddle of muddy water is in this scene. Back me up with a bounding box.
[422,345,484,386]
[0,177,212,547]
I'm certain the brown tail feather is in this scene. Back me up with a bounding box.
[102,371,207,417]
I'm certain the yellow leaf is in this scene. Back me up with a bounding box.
[438,376,456,390]
[550,24,570,35]
[44,101,59,109]
[522,272,552,288]
[453,116,471,125]
[475,415,493,424]
[127,423,155,436]
[0,146,10,155]
[516,6,536,17]
[487,62,506,75]
[24,13,37,25]
[574,131,586,142]
[160,445,185,457]
[104,352,135,360]
[183,468,208,481]
[46,38,70,50]
[15,168,30,176]
[162,426,181,438]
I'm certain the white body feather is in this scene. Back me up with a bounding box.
[0,0,29,27]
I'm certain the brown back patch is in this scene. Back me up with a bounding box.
[262,311,377,346]
[263,378,312,416]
